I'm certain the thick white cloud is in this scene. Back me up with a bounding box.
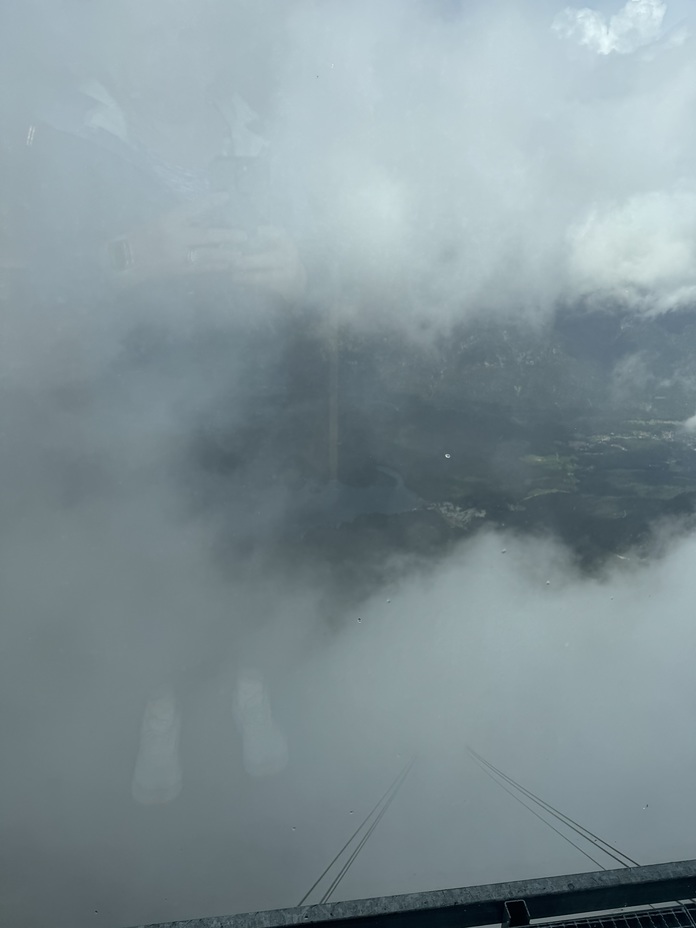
[553,0,667,55]
[269,0,696,325]
[567,187,696,312]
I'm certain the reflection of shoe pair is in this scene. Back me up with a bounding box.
[131,672,288,805]
[232,669,289,779]
[131,689,182,806]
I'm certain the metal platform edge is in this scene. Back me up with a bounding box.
[132,858,696,928]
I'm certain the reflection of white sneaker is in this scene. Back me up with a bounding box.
[131,690,183,805]
[233,670,288,778]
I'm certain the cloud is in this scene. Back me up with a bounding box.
[553,0,667,56]
[268,0,696,326]
[5,1,696,924]
[567,187,696,312]
[281,526,696,899]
